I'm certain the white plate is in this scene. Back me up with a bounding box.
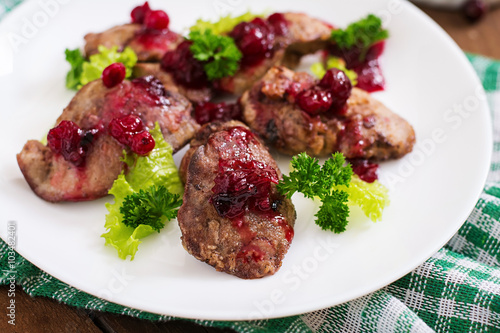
[0,0,492,321]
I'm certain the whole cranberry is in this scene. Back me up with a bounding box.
[131,131,155,155]
[109,115,144,145]
[296,89,333,115]
[230,21,274,67]
[463,0,488,22]
[47,120,85,166]
[144,9,170,30]
[267,13,289,36]
[102,63,126,88]
[131,2,151,24]
[319,68,352,110]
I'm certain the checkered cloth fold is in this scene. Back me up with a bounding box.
[1,1,500,331]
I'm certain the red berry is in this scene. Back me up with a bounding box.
[296,89,333,115]
[230,21,274,67]
[130,131,155,155]
[47,120,85,166]
[144,10,170,30]
[463,0,488,22]
[102,63,126,88]
[319,68,352,111]
[349,159,379,183]
[267,13,289,36]
[131,2,151,24]
[108,115,144,145]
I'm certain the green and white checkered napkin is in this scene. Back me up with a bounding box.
[2,1,500,332]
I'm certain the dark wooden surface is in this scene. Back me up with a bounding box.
[2,4,500,333]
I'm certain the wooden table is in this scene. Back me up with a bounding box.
[2,4,500,333]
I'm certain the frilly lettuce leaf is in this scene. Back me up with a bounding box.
[65,45,137,90]
[102,124,183,260]
[337,174,389,222]
[190,11,264,35]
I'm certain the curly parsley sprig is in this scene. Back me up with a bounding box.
[277,152,353,233]
[188,29,242,80]
[330,14,389,61]
[120,185,182,232]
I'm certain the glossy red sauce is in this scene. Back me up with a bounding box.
[102,75,171,124]
[160,41,209,89]
[210,127,293,262]
[133,28,179,53]
[194,102,242,125]
[229,14,289,69]
[108,114,155,155]
[337,118,369,158]
[349,159,379,183]
[328,41,386,93]
[47,121,103,167]
[130,3,177,55]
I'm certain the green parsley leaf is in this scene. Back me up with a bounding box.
[188,29,242,80]
[278,152,322,199]
[278,152,353,233]
[330,14,389,61]
[120,185,182,232]
[102,123,183,260]
[315,190,350,233]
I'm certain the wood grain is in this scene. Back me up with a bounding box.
[419,6,500,58]
[0,285,100,333]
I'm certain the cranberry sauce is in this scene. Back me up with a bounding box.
[108,115,155,155]
[348,158,379,183]
[212,158,279,218]
[210,127,279,218]
[194,102,242,125]
[337,118,369,159]
[103,75,172,124]
[209,127,291,261]
[328,41,386,93]
[131,2,151,24]
[161,41,209,89]
[47,121,102,167]
[229,13,289,68]
[133,29,180,52]
[130,2,178,54]
[296,68,352,117]
[47,76,167,165]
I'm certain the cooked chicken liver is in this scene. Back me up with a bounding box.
[240,66,416,160]
[84,23,183,62]
[177,121,296,279]
[17,76,198,202]
[215,12,332,95]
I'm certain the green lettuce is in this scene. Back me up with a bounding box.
[190,11,264,35]
[102,124,183,260]
[65,45,137,90]
[337,174,389,222]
